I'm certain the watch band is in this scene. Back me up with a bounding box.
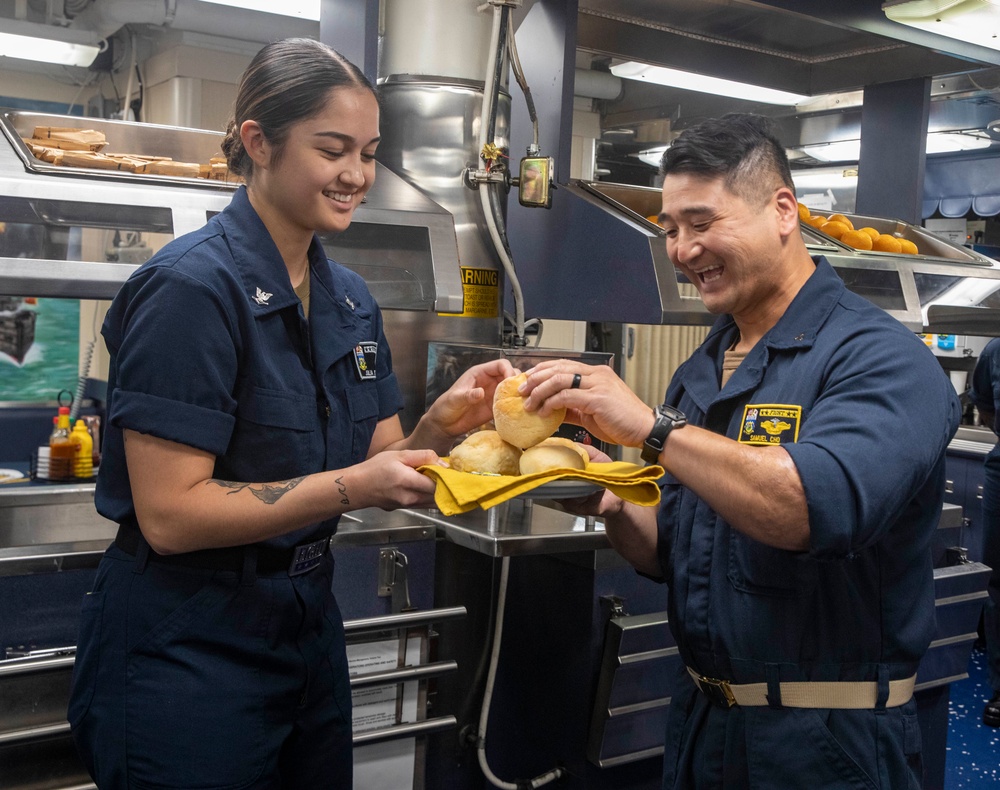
[641,404,687,464]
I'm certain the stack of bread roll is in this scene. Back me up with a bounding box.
[449,372,590,475]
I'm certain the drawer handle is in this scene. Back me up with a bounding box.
[352,715,457,746]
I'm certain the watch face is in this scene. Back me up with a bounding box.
[659,405,686,424]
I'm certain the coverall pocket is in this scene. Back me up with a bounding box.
[345,383,379,459]
[238,386,314,431]
[727,528,807,597]
[125,576,268,789]
[67,590,105,729]
[747,707,878,789]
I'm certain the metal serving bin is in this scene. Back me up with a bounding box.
[0,110,233,191]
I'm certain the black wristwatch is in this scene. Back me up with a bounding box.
[641,404,687,464]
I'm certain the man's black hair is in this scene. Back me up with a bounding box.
[660,113,794,206]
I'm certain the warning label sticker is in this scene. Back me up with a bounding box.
[449,267,499,318]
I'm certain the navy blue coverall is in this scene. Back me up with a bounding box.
[970,337,1000,698]
[68,186,402,788]
[656,257,961,789]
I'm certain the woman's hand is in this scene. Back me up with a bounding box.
[345,449,440,510]
[520,361,655,449]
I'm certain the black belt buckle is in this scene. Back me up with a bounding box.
[698,675,737,708]
[288,537,330,576]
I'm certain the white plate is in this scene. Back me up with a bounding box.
[0,468,26,482]
[517,479,601,499]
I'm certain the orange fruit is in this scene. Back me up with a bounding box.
[841,229,874,250]
[828,213,854,230]
[897,238,919,255]
[805,215,827,228]
[797,202,811,220]
[820,220,851,240]
[858,226,881,241]
[872,234,903,253]
[646,214,661,226]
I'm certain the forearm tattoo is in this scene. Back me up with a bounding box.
[334,475,349,506]
[207,476,305,504]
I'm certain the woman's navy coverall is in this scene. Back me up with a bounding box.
[68,186,402,788]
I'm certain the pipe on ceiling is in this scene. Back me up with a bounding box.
[574,67,622,100]
[68,0,315,44]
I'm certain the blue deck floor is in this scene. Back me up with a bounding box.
[945,646,1000,787]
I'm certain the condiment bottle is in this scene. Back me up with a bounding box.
[48,406,73,481]
[72,419,94,479]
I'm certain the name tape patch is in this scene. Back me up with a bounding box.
[739,404,801,445]
[353,341,378,381]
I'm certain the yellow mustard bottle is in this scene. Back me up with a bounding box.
[72,419,94,479]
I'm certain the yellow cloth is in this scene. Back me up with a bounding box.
[418,461,664,516]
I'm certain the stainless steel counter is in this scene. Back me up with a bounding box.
[406,500,606,557]
[0,477,610,565]
[0,480,968,566]
[949,425,998,457]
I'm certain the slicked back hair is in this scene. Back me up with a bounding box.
[222,38,376,183]
[660,113,794,208]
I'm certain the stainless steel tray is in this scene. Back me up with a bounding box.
[803,209,995,266]
[0,109,236,192]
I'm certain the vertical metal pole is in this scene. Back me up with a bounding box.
[506,0,579,320]
[319,0,379,83]
[856,77,931,225]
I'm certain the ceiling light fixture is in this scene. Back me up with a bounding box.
[195,0,320,19]
[610,61,810,106]
[635,145,669,168]
[0,19,104,67]
[798,131,992,162]
[883,0,1000,53]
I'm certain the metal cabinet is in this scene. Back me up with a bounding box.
[945,426,993,563]
[0,492,464,790]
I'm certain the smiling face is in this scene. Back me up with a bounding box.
[658,171,805,331]
[249,86,380,239]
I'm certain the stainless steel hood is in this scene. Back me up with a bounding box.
[0,110,462,310]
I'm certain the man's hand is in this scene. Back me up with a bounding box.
[520,360,655,449]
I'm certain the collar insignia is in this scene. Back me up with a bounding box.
[252,287,273,306]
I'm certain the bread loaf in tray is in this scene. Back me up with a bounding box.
[519,437,588,475]
[449,430,522,476]
[493,372,565,449]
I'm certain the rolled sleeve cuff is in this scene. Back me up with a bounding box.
[110,389,235,456]
[376,372,404,419]
[783,442,854,559]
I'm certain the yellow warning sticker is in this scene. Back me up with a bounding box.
[448,267,499,318]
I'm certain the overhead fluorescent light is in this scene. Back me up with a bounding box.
[884,0,1000,52]
[925,130,993,151]
[0,19,103,67]
[635,145,669,168]
[195,0,321,19]
[798,131,993,162]
[610,61,810,106]
[792,167,860,191]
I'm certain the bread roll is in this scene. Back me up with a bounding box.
[519,437,588,475]
[449,430,521,476]
[493,372,565,449]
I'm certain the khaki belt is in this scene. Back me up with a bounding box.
[687,667,916,709]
